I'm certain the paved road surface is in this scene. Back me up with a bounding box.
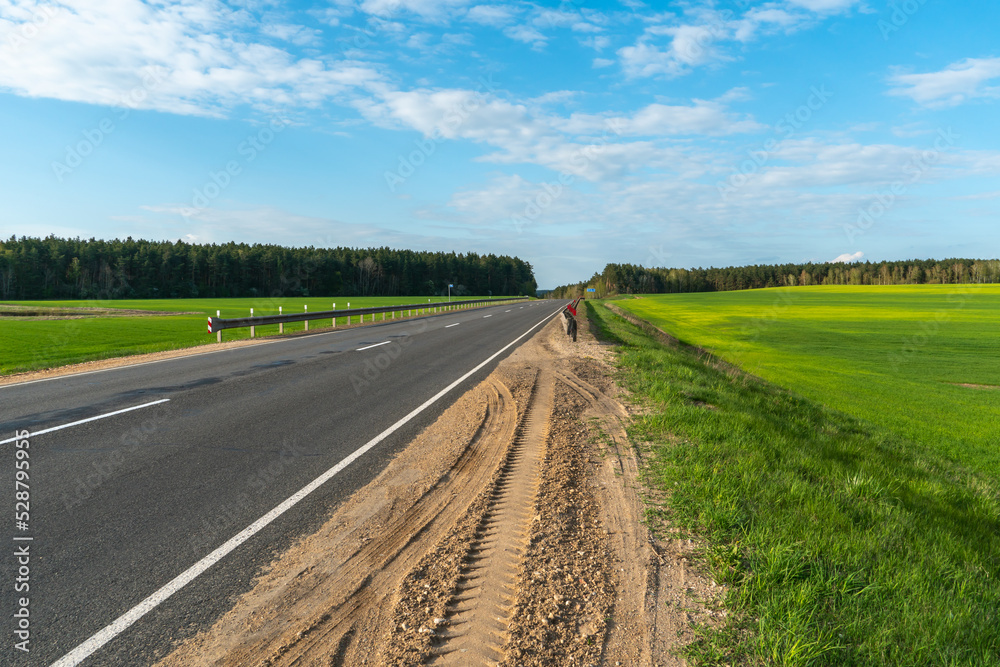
[0,300,565,666]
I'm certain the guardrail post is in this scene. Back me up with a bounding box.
[250,308,255,338]
[304,305,308,331]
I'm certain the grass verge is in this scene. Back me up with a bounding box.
[586,301,1000,666]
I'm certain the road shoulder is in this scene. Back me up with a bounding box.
[155,309,721,666]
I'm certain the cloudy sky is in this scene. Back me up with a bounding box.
[2,0,998,287]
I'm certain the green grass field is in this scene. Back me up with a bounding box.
[615,285,1000,475]
[0,295,503,375]
[589,287,1000,665]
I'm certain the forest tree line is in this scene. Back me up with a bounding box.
[551,258,1000,298]
[0,236,537,300]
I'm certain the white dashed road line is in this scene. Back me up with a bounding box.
[356,341,391,351]
[445,323,460,328]
[0,399,171,445]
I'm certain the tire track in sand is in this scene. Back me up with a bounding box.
[427,369,553,666]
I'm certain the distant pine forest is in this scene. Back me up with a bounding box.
[0,236,537,300]
[552,258,1000,298]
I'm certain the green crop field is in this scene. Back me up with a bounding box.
[0,295,504,375]
[590,286,1000,665]
[616,285,1000,475]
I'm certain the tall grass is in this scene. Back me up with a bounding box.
[587,301,1000,666]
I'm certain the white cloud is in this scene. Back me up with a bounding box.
[0,0,381,117]
[785,0,863,13]
[529,90,578,106]
[533,8,577,29]
[562,100,763,137]
[447,173,590,225]
[831,251,864,263]
[617,2,861,79]
[139,203,430,249]
[890,122,932,138]
[733,7,804,42]
[620,17,731,78]
[950,191,1000,201]
[261,22,322,46]
[465,4,517,26]
[580,35,611,51]
[504,24,547,48]
[888,57,1000,108]
[359,0,473,21]
[357,86,762,181]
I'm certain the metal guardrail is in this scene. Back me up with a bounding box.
[207,296,530,340]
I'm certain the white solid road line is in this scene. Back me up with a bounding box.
[445,323,460,328]
[356,341,391,351]
[0,399,170,445]
[50,306,563,667]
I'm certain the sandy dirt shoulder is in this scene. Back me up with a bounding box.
[153,308,723,666]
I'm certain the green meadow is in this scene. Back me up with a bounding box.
[0,296,498,375]
[589,286,1000,665]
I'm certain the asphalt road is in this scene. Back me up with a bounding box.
[0,299,565,666]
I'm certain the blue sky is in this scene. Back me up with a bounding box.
[1,0,998,288]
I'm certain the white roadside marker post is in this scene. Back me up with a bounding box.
[304,305,308,331]
[279,307,283,334]
[216,310,221,343]
[332,303,336,328]
[250,308,255,339]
